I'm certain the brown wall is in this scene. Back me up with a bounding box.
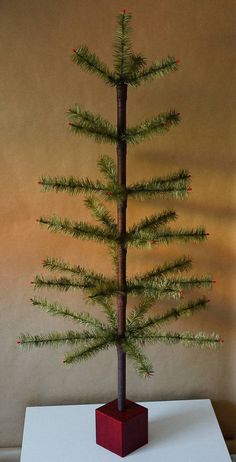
[0,0,235,447]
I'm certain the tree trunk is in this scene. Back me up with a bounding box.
[116,83,127,412]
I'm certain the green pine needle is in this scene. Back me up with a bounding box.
[72,45,117,86]
[124,110,180,144]
[39,175,107,195]
[128,209,177,236]
[63,336,116,364]
[32,275,118,302]
[129,297,210,332]
[68,106,117,144]
[32,274,94,292]
[19,330,103,349]
[43,256,108,283]
[98,155,117,184]
[126,56,180,86]
[126,280,185,300]
[113,11,133,78]
[30,297,107,331]
[130,256,192,285]
[122,339,154,377]
[126,53,146,75]
[127,169,191,200]
[135,331,222,349]
[84,196,116,231]
[127,226,208,248]
[97,298,117,328]
[127,296,157,327]
[38,215,117,244]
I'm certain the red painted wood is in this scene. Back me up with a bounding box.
[96,399,148,457]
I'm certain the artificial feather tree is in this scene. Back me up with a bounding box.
[18,11,222,415]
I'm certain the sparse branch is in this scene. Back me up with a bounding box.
[30,297,107,331]
[127,169,191,200]
[129,297,210,332]
[32,275,94,292]
[130,256,192,285]
[113,11,133,78]
[128,209,177,236]
[63,336,116,364]
[124,110,180,144]
[98,155,117,184]
[97,299,117,328]
[132,331,222,349]
[68,106,117,144]
[127,296,157,327]
[126,56,180,86]
[19,330,104,349]
[127,227,208,248]
[72,45,117,86]
[85,196,117,231]
[43,256,108,283]
[122,339,154,377]
[38,216,118,244]
[39,175,107,195]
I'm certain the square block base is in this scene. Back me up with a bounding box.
[96,399,148,457]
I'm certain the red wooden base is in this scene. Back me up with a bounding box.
[95,399,148,457]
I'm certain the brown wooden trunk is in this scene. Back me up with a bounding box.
[116,83,127,412]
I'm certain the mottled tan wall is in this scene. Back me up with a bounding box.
[0,0,235,447]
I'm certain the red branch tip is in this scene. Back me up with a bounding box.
[179,290,184,297]
[30,281,34,284]
[68,122,72,126]
[123,9,126,14]
[221,339,224,344]
[106,192,112,196]
[151,240,157,245]
[188,187,192,191]
[38,181,42,185]
[176,60,180,64]
[72,48,77,53]
[207,299,211,303]
[17,340,21,344]
[212,280,216,283]
[206,233,210,236]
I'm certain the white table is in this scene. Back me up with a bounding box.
[20,399,231,461]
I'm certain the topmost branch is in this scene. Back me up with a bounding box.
[72,12,179,87]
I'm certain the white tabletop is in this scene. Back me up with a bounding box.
[20,399,231,461]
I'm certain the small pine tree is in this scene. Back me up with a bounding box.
[18,10,222,412]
